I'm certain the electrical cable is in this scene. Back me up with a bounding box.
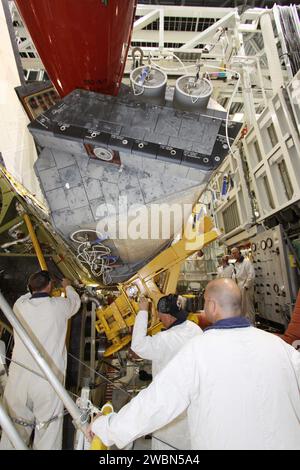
[278,6,300,76]
[76,239,116,284]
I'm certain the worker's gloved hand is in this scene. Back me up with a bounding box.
[139,297,149,312]
[86,412,102,442]
[85,423,95,443]
[61,278,72,288]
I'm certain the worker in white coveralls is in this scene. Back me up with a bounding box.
[87,279,300,450]
[131,294,202,449]
[217,255,234,279]
[231,246,255,323]
[0,271,81,450]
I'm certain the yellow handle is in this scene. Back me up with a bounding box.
[89,403,113,451]
[51,288,66,297]
[90,436,107,451]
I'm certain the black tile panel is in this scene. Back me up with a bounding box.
[132,140,159,159]
[157,145,183,164]
[108,134,134,153]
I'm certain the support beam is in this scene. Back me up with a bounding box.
[17,37,36,52]
[179,11,237,51]
[19,57,43,69]
[136,5,235,20]
[260,12,284,94]
[248,38,262,55]
[133,30,202,44]
[23,213,48,271]
[134,9,159,32]
[159,8,164,50]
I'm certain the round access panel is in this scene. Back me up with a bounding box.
[94,147,114,161]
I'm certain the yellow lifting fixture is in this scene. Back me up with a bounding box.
[23,213,48,271]
[95,210,219,357]
[22,213,65,297]
[89,402,114,451]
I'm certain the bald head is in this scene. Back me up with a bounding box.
[204,278,242,323]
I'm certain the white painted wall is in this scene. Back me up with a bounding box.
[0,1,43,201]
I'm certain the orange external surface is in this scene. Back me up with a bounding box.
[15,0,137,97]
[280,289,300,345]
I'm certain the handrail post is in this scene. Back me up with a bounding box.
[0,401,28,450]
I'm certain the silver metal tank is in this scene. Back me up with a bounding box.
[173,75,213,112]
[130,66,167,106]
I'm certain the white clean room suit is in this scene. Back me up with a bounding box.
[217,264,234,279]
[130,309,202,450]
[233,258,256,322]
[93,319,300,450]
[0,286,81,450]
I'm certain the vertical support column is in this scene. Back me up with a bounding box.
[159,8,164,51]
[234,12,256,126]
[260,12,284,94]
[240,66,257,127]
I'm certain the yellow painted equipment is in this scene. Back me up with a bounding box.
[23,213,48,271]
[95,212,219,356]
[0,167,95,285]
[89,402,114,451]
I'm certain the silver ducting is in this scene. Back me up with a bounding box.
[81,293,102,308]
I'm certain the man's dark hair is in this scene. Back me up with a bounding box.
[157,294,188,322]
[28,271,51,293]
[157,294,179,315]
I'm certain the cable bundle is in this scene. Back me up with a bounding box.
[76,241,117,284]
[278,5,300,76]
